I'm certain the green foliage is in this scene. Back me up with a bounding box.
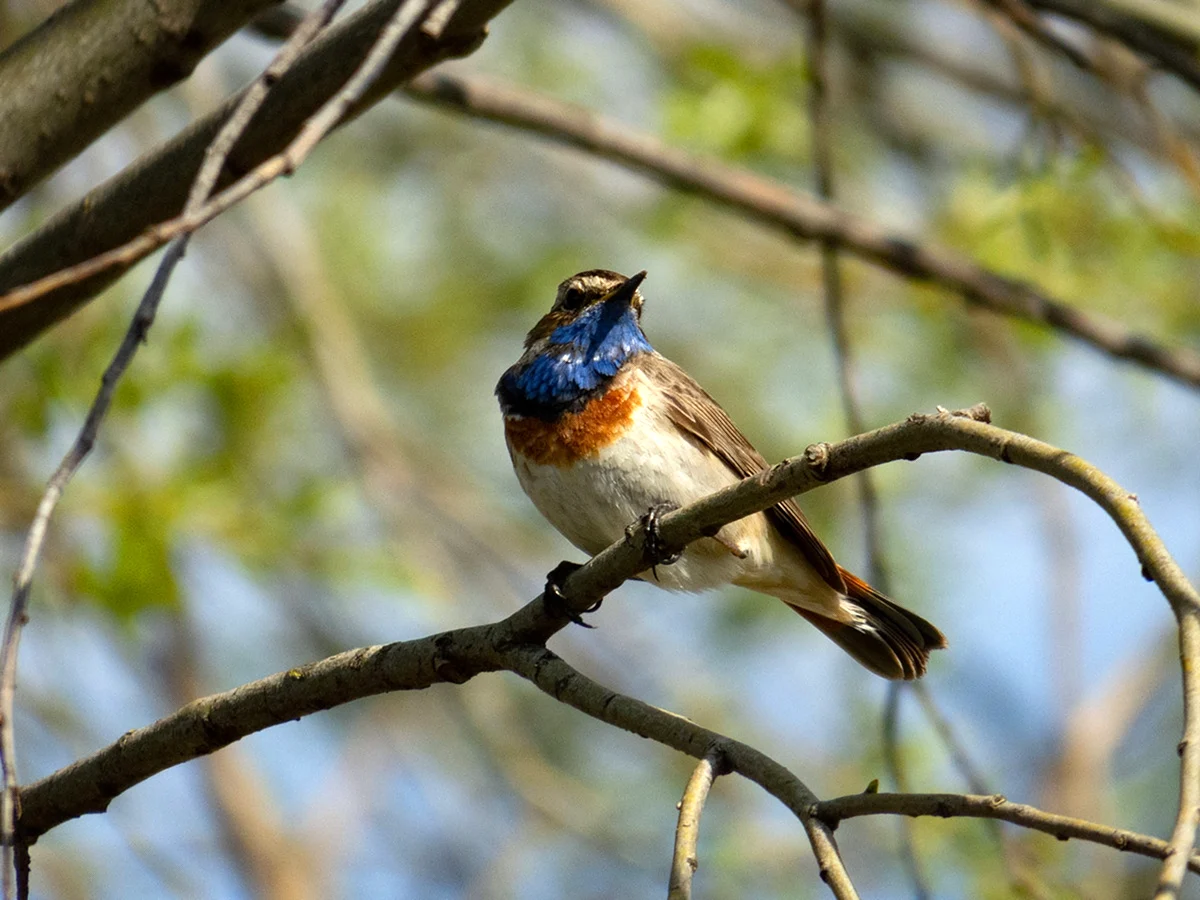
[664,43,808,161]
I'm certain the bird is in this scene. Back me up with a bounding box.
[495,268,946,679]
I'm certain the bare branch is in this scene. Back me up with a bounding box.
[0,0,282,211]
[668,749,728,900]
[0,0,511,361]
[1024,0,1200,91]
[0,3,350,891]
[985,0,1096,71]
[814,791,1200,874]
[0,0,434,319]
[802,3,917,893]
[503,647,860,900]
[401,72,1200,391]
[1156,608,1200,899]
[15,404,1199,897]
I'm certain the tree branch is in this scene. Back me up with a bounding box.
[399,72,1200,391]
[1156,607,1200,899]
[15,403,1200,897]
[0,2,352,891]
[668,748,728,900]
[0,0,283,211]
[1024,0,1200,91]
[801,3,921,892]
[502,645,861,899]
[0,0,511,361]
[814,791,1200,874]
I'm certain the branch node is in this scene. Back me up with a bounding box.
[953,402,992,423]
[706,741,733,777]
[432,635,470,684]
[803,442,832,479]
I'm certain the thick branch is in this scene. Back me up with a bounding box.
[0,0,283,211]
[0,0,510,361]
[0,2,358,882]
[400,72,1200,391]
[1024,0,1200,91]
[19,405,1199,858]
[815,792,1200,874]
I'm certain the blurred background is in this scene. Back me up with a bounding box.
[2,0,1200,897]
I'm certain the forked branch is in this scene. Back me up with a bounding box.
[16,405,1200,897]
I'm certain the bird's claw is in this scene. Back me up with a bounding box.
[640,502,682,580]
[543,560,598,627]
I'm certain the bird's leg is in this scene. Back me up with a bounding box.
[542,560,599,627]
[635,502,682,580]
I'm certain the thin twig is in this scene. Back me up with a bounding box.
[880,683,932,899]
[243,175,531,604]
[0,0,436,319]
[801,0,886,585]
[1155,607,1200,899]
[1077,0,1200,48]
[668,748,728,900]
[910,683,990,795]
[803,3,921,894]
[0,2,350,893]
[397,72,1200,390]
[505,647,860,900]
[814,791,1200,873]
[908,681,1053,893]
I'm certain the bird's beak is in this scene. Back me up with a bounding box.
[601,270,647,310]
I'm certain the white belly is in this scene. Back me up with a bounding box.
[510,401,779,593]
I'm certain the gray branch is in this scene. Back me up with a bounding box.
[17,405,1200,898]
[0,0,282,211]
[0,0,511,361]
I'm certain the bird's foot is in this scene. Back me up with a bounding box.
[543,560,599,627]
[635,502,682,580]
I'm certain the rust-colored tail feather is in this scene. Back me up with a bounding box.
[794,568,947,680]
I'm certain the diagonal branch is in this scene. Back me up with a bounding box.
[1024,0,1200,91]
[400,72,1200,391]
[0,0,512,361]
[0,0,283,211]
[504,646,860,899]
[0,1,354,892]
[16,404,1200,899]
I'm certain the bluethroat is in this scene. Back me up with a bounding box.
[497,269,946,679]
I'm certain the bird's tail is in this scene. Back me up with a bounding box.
[793,568,947,680]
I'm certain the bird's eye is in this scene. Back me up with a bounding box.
[560,286,586,311]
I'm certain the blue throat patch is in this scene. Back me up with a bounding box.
[498,301,653,418]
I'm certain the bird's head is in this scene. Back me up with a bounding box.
[497,269,653,417]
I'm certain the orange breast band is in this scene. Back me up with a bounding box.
[505,383,640,467]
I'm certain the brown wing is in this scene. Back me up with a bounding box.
[641,353,846,593]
